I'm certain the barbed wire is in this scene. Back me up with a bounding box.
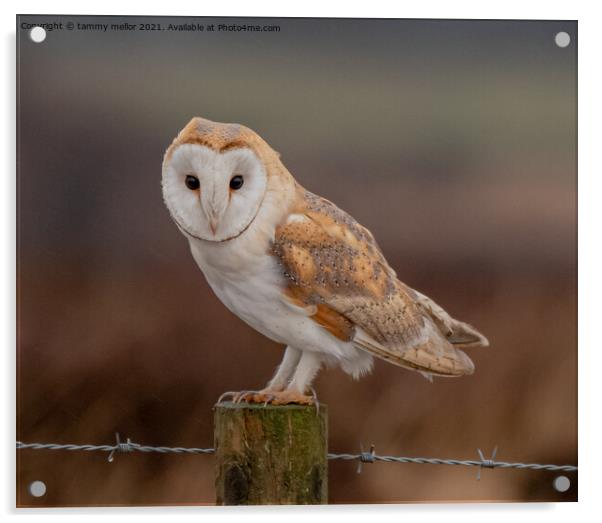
[16,435,577,478]
[17,434,214,463]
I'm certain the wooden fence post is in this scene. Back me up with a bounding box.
[214,401,328,505]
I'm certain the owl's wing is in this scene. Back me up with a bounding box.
[273,190,488,377]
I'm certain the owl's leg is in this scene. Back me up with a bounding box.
[265,346,302,391]
[287,350,321,394]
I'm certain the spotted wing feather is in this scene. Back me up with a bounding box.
[272,189,488,377]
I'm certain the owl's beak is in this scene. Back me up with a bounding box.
[209,219,218,235]
[207,207,219,235]
[201,189,222,236]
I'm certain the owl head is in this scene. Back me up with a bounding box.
[162,117,289,242]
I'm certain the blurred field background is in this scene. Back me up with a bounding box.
[16,16,576,505]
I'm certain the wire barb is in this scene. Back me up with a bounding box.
[356,444,376,474]
[107,433,133,463]
[476,446,498,480]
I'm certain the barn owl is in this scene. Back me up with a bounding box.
[162,117,489,405]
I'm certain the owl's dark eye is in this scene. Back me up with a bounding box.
[185,175,200,190]
[229,175,244,190]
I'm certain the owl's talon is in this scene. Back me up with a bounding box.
[217,391,238,404]
[309,387,320,414]
[262,394,276,407]
[234,390,257,404]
